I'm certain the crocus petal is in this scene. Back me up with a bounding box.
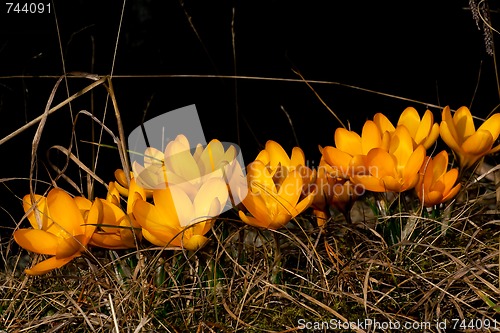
[25,255,78,276]
[265,140,291,169]
[440,120,463,153]
[114,169,129,188]
[241,191,275,223]
[141,227,180,248]
[401,145,426,189]
[100,200,126,233]
[165,150,201,183]
[193,178,228,220]
[276,170,303,210]
[198,139,224,174]
[90,233,135,249]
[462,130,494,155]
[133,199,180,236]
[290,147,306,167]
[379,176,403,192]
[441,168,460,193]
[56,234,85,259]
[351,174,387,192]
[143,147,164,167]
[335,128,362,156]
[361,121,382,155]
[46,189,84,236]
[397,107,420,138]
[441,106,461,146]
[373,113,396,134]
[23,194,49,230]
[454,106,476,139]
[390,126,414,170]
[478,113,500,141]
[442,183,461,202]
[294,193,315,217]
[366,148,396,178]
[322,146,353,177]
[14,229,59,255]
[247,161,277,193]
[182,235,209,251]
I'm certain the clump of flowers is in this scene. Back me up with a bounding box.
[439,106,500,170]
[14,189,100,275]
[14,105,498,276]
[238,140,314,230]
[416,150,461,207]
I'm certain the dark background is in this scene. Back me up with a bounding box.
[0,0,499,224]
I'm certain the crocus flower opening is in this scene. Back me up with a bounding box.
[373,107,440,149]
[238,140,314,230]
[351,126,426,193]
[14,189,99,275]
[131,134,241,251]
[322,120,388,178]
[439,106,500,170]
[416,150,461,207]
[133,177,229,251]
[90,177,146,249]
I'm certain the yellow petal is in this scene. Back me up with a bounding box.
[83,199,100,243]
[90,233,135,249]
[144,147,164,167]
[440,106,461,146]
[351,174,387,192]
[462,130,493,155]
[46,189,84,236]
[402,145,426,190]
[141,227,180,248]
[441,168,459,194]
[265,140,291,169]
[182,234,209,251]
[294,193,314,217]
[366,148,396,178]
[23,194,49,230]
[442,183,461,202]
[247,161,276,193]
[390,126,414,170]
[422,123,440,149]
[335,128,362,156]
[100,200,126,233]
[322,146,353,177]
[440,120,463,154]
[133,197,180,236]
[477,113,500,140]
[424,191,444,207]
[276,170,303,211]
[114,169,129,187]
[290,147,306,167]
[380,176,403,192]
[193,178,228,221]
[14,229,58,255]
[198,139,224,174]
[361,121,382,155]
[373,113,396,134]
[56,234,85,259]
[397,107,420,138]
[454,106,476,139]
[25,255,77,276]
[165,150,200,183]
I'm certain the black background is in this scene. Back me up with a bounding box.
[0,0,498,225]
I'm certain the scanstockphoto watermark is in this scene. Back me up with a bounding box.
[297,318,436,331]
[297,318,500,331]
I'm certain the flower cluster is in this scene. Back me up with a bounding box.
[13,106,499,275]
[15,134,246,275]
